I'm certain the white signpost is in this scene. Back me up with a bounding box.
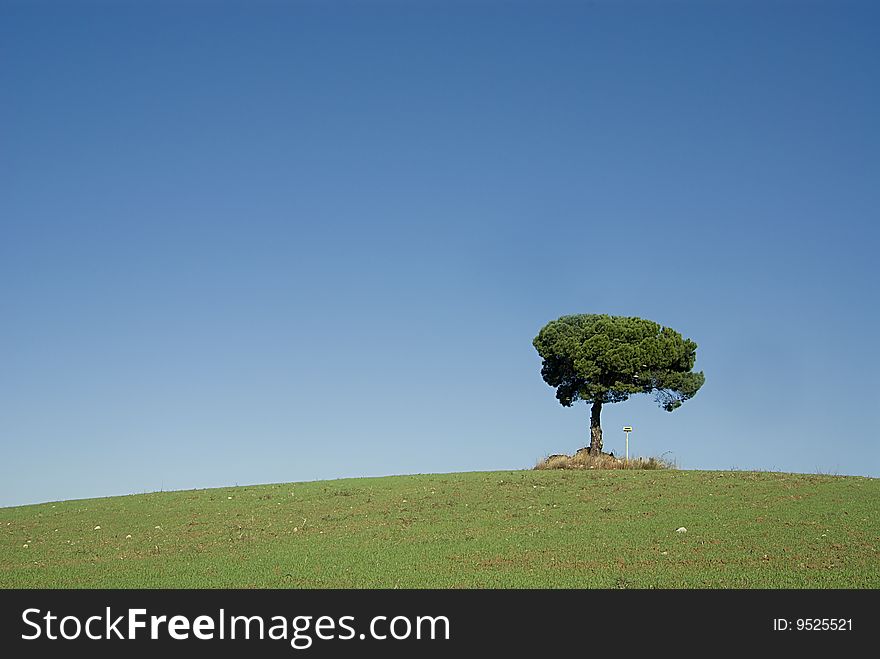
[622,426,633,460]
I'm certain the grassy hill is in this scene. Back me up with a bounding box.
[2,469,878,588]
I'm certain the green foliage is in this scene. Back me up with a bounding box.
[533,314,705,412]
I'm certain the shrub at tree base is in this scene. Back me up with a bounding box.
[535,448,674,471]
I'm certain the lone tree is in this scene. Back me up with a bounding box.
[533,314,705,456]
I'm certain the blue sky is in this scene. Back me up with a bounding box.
[2,0,878,507]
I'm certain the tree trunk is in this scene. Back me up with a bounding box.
[589,400,603,455]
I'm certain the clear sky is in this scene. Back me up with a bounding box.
[2,0,878,507]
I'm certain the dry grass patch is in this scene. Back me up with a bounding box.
[536,448,674,471]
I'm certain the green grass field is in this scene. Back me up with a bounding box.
[2,469,878,588]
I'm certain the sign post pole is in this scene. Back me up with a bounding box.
[623,426,633,461]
